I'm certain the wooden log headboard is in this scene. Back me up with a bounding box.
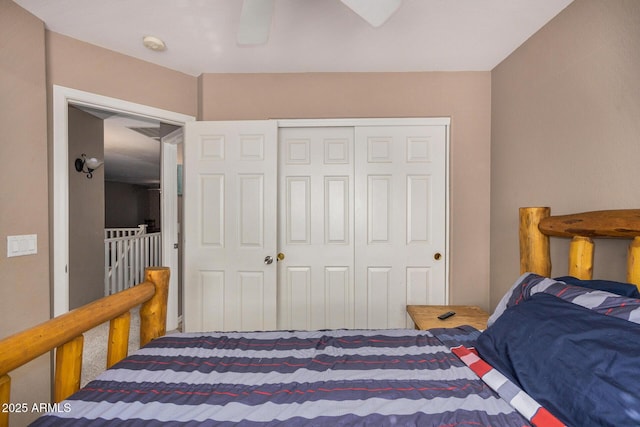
[519,207,640,290]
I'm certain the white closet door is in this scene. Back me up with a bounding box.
[354,125,447,329]
[278,127,355,330]
[184,119,448,332]
[183,120,278,332]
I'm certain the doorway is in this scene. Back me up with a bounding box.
[68,105,168,309]
[53,85,195,331]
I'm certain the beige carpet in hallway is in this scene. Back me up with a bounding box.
[81,308,180,387]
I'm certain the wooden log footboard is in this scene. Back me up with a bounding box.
[519,207,640,289]
[0,267,169,427]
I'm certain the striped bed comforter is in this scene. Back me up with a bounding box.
[32,327,533,426]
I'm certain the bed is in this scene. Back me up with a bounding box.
[1,207,639,426]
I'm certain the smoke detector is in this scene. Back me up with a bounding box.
[142,35,166,51]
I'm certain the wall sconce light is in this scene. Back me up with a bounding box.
[75,154,104,179]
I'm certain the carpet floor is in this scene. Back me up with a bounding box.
[81,308,181,387]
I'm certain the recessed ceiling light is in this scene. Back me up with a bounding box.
[142,35,166,52]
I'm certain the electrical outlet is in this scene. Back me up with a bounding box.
[7,234,37,257]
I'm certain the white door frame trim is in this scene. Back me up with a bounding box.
[277,117,451,128]
[52,85,195,322]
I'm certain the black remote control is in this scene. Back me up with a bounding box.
[437,311,456,320]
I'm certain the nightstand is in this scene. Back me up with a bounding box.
[406,305,489,330]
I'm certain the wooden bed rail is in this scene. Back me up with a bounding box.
[0,267,169,427]
[519,207,640,289]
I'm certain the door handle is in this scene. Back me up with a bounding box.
[264,253,284,265]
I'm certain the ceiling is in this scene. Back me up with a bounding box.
[15,0,574,76]
[77,106,161,186]
[103,114,161,186]
[36,0,573,186]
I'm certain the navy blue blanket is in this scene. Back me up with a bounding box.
[554,275,640,298]
[478,292,640,427]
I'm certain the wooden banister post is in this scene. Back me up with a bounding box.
[140,267,170,347]
[519,207,551,276]
[54,335,84,403]
[107,311,131,368]
[0,375,10,427]
[627,236,640,292]
[568,236,594,279]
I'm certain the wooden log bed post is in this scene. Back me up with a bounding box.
[628,237,640,288]
[107,311,131,369]
[519,207,551,276]
[54,335,84,403]
[0,267,169,427]
[568,236,594,280]
[140,267,170,347]
[0,376,9,427]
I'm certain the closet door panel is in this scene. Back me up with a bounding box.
[184,120,278,332]
[278,127,355,330]
[355,125,447,329]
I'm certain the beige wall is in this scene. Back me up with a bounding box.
[0,1,51,425]
[47,32,198,117]
[68,106,105,309]
[105,182,152,228]
[200,72,492,309]
[490,0,640,308]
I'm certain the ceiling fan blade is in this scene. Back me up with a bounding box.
[340,0,402,27]
[237,0,275,45]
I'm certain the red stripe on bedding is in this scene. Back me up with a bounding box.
[469,359,492,378]
[451,346,491,377]
[531,407,566,427]
[451,345,566,427]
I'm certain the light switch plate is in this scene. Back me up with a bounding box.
[7,234,38,257]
